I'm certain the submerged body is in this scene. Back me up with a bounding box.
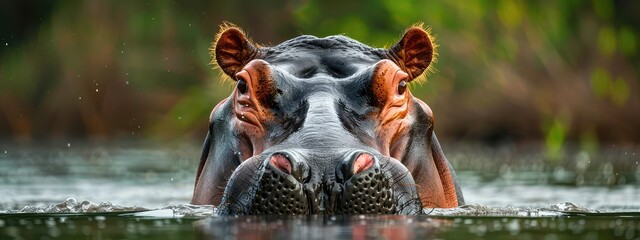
[192,24,464,215]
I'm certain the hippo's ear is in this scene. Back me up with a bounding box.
[213,24,260,79]
[388,25,437,82]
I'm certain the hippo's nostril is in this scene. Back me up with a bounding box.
[352,153,374,175]
[267,152,309,183]
[337,151,379,183]
[269,154,292,174]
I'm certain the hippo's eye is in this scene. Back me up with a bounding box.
[237,79,248,95]
[397,80,407,95]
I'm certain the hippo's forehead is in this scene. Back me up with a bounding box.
[262,35,386,78]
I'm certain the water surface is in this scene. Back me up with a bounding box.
[1,141,638,239]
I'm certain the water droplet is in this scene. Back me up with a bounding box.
[137,125,141,129]
[121,50,124,54]
[170,178,174,181]
[4,151,6,154]
[188,23,192,27]
[95,89,99,92]
[78,97,82,100]
[67,143,71,147]
[125,81,129,85]
[177,116,182,120]
[65,197,76,205]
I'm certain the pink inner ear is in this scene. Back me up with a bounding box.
[389,27,433,80]
[353,153,374,174]
[214,27,259,78]
[269,154,292,174]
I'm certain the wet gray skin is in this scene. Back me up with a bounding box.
[191,26,464,215]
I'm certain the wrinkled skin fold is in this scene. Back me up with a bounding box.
[192,24,464,215]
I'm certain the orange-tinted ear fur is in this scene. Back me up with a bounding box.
[388,25,437,82]
[213,24,260,79]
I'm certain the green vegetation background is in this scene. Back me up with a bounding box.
[1,1,638,153]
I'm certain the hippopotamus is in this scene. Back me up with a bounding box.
[191,24,464,215]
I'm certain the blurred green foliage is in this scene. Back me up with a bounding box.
[0,0,638,147]
[545,118,567,161]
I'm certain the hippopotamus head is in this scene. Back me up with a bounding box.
[192,24,464,215]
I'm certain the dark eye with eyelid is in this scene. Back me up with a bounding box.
[237,78,248,95]
[397,80,407,95]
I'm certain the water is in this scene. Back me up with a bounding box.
[1,141,639,239]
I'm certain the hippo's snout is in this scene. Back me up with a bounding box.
[249,152,309,215]
[335,152,394,214]
[217,151,421,215]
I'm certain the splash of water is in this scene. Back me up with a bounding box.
[5,198,147,214]
[426,202,597,217]
[4,198,602,218]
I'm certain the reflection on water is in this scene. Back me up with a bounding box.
[0,212,199,240]
[197,214,640,240]
[1,211,638,239]
[0,141,639,239]
[197,215,450,239]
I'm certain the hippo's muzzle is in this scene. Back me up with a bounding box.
[217,151,421,215]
